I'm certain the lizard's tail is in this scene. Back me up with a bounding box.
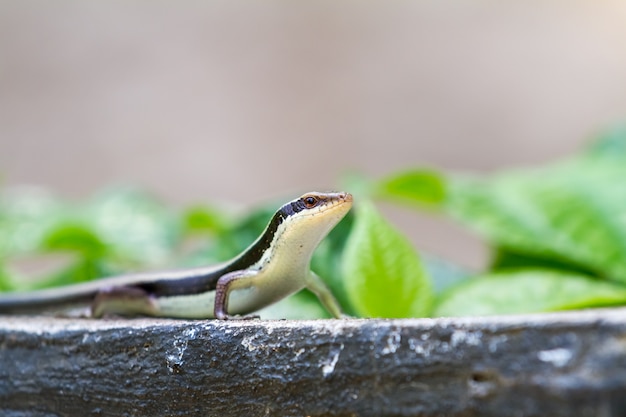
[0,282,101,316]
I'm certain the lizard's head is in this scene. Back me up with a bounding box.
[274,191,353,253]
[282,191,352,228]
[240,191,353,270]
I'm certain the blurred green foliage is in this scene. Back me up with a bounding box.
[2,124,626,319]
[375,122,626,316]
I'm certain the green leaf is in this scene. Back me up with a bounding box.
[447,156,626,282]
[490,248,597,276]
[377,169,447,208]
[43,223,108,258]
[183,205,232,234]
[435,269,626,317]
[0,187,68,255]
[85,187,182,267]
[342,200,433,318]
[0,265,13,292]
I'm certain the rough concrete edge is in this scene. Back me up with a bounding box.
[2,307,626,417]
[1,306,624,334]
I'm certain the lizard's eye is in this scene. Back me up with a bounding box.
[303,195,319,208]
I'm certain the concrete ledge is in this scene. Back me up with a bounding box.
[2,309,626,416]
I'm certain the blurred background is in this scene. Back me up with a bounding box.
[1,0,626,270]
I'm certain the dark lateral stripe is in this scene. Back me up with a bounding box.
[287,199,307,215]
[139,203,293,297]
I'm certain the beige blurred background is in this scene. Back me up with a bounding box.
[1,1,626,269]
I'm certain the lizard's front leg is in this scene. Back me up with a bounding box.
[214,270,260,320]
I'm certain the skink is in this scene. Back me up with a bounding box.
[0,191,352,319]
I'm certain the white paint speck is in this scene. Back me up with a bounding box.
[538,348,572,367]
[165,328,198,372]
[451,330,482,347]
[381,330,401,355]
[184,328,198,338]
[81,333,101,344]
[293,348,305,359]
[321,344,344,378]
[408,337,434,357]
[240,335,259,352]
[488,335,508,353]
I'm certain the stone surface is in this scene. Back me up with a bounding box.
[1,309,626,416]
